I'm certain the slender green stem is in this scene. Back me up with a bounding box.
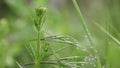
[72,0,101,68]
[35,62,39,68]
[72,0,93,46]
[106,4,112,68]
[35,31,40,68]
[37,31,40,56]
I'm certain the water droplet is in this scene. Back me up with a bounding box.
[94,56,97,59]
[90,46,93,49]
[93,64,96,67]
[84,56,91,62]
[102,66,105,68]
[84,57,87,61]
[85,35,87,38]
[81,63,84,66]
[82,48,87,52]
[108,42,112,45]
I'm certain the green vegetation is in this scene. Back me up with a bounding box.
[0,0,120,68]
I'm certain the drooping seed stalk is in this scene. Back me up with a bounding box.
[72,0,102,68]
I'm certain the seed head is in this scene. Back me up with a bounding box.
[34,7,46,31]
[35,7,46,17]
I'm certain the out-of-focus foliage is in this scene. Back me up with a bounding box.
[0,0,120,68]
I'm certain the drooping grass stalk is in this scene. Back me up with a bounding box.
[72,0,102,68]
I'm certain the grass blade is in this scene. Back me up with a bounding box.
[94,22,120,47]
[72,0,102,68]
[72,0,93,46]
[25,43,35,59]
[16,61,23,68]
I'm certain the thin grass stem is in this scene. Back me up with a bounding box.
[72,0,102,68]
[35,31,40,68]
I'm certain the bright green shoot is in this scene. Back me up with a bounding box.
[34,7,46,68]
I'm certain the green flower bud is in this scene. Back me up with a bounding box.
[44,42,50,52]
[34,7,46,31]
[34,18,39,30]
[35,7,46,17]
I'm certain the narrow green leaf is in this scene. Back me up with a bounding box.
[25,43,35,59]
[94,22,120,47]
[16,61,23,68]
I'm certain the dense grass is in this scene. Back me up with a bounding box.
[0,0,120,68]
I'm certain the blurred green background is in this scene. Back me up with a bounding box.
[0,0,120,68]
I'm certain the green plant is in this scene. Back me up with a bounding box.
[94,23,120,46]
[34,7,46,68]
[17,0,120,68]
[1,0,120,68]
[17,6,48,68]
[72,0,102,68]
[20,6,90,67]
[0,19,9,68]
